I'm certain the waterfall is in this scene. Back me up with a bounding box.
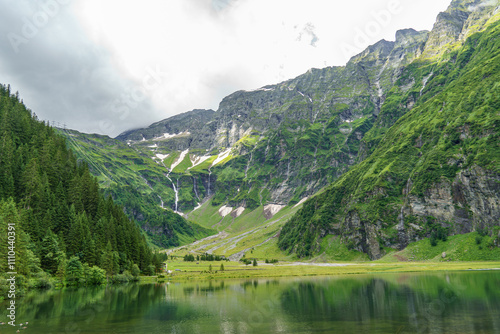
[160,160,180,213]
[420,72,434,96]
[245,152,253,179]
[165,171,179,212]
[193,177,200,200]
[208,167,212,196]
[398,206,404,229]
[158,195,165,209]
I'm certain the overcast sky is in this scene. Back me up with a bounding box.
[0,0,451,137]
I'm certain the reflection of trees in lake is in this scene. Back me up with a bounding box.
[279,273,500,333]
[0,284,166,332]
[3,273,500,333]
[183,281,227,296]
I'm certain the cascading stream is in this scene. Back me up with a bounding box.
[165,171,179,212]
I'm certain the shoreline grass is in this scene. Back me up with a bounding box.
[143,260,500,283]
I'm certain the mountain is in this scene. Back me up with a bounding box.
[279,0,500,259]
[60,129,212,248]
[111,27,429,212]
[61,0,499,260]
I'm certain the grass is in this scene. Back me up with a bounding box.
[315,236,370,262]
[379,232,500,262]
[176,203,304,260]
[149,260,500,282]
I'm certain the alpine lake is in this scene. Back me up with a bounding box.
[1,270,500,333]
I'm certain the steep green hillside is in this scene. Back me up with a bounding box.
[59,129,213,248]
[0,84,155,286]
[279,19,500,259]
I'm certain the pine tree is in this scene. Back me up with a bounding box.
[66,256,83,286]
[39,229,62,274]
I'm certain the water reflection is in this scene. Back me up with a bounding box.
[1,271,499,333]
[279,273,500,333]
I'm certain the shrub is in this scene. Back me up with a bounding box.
[183,254,195,262]
[145,265,155,276]
[86,266,107,286]
[131,264,141,277]
[477,228,488,237]
[430,234,438,247]
[32,272,53,289]
[110,271,133,284]
[240,259,252,265]
[265,259,279,264]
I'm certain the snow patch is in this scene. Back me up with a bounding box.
[293,197,309,208]
[218,206,233,217]
[263,204,285,218]
[246,86,274,92]
[170,149,189,171]
[157,131,191,140]
[212,148,232,167]
[155,153,169,161]
[233,206,245,217]
[148,144,158,148]
[297,90,312,103]
[188,155,211,170]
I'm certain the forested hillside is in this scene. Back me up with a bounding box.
[0,84,159,287]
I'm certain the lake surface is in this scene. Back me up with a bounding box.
[2,270,500,333]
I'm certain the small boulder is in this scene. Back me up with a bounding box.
[442,252,446,258]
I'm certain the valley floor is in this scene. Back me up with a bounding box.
[152,260,500,282]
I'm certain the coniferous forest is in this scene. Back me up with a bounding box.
[0,84,163,290]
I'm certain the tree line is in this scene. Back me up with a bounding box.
[0,84,159,289]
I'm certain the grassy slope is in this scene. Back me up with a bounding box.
[60,129,213,247]
[380,232,500,262]
[174,203,305,261]
[278,20,500,258]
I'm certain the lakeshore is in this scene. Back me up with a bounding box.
[143,260,500,283]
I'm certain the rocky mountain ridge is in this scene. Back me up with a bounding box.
[114,24,434,211]
[62,0,500,256]
[279,1,500,259]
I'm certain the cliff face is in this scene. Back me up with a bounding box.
[404,166,500,234]
[422,0,500,58]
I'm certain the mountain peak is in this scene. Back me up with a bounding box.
[422,0,499,58]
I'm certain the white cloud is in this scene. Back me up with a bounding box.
[0,0,451,136]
